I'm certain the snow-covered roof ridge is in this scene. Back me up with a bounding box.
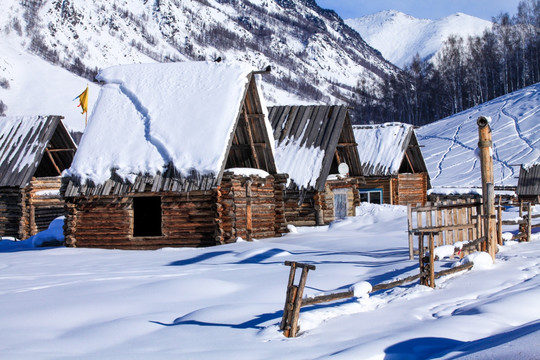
[352,122,414,176]
[66,61,256,186]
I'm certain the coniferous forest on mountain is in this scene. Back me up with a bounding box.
[355,0,540,126]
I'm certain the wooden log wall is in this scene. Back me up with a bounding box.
[0,177,64,240]
[65,191,218,249]
[358,177,393,204]
[283,178,361,227]
[283,190,318,227]
[219,174,282,242]
[322,178,361,224]
[27,177,65,235]
[65,173,286,249]
[396,173,428,206]
[274,174,288,235]
[0,187,23,239]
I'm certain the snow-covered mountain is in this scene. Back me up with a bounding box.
[346,10,493,68]
[0,0,398,131]
[417,83,540,190]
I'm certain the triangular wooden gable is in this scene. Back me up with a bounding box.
[0,115,76,188]
[221,74,277,179]
[397,130,431,188]
[35,119,77,178]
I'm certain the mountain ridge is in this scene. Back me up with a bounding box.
[346,10,493,68]
[0,0,399,130]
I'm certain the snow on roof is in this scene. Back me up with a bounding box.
[353,122,413,176]
[0,115,63,187]
[269,105,355,191]
[66,61,255,184]
[273,133,325,189]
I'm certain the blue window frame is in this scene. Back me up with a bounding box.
[359,188,383,204]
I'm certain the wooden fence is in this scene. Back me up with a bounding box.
[498,201,540,242]
[409,199,540,260]
[280,259,473,337]
[407,199,484,259]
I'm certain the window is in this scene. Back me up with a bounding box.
[359,189,383,204]
[133,196,162,237]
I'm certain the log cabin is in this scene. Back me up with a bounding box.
[0,115,76,239]
[516,164,540,204]
[62,61,287,249]
[352,123,430,206]
[268,105,364,226]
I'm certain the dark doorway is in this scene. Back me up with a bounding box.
[133,196,162,237]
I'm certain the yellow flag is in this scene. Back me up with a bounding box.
[74,86,89,114]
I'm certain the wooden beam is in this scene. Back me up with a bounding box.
[45,149,62,175]
[46,148,76,152]
[404,151,416,173]
[334,149,342,165]
[336,142,359,147]
[242,107,261,169]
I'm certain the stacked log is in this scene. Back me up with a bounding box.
[220,173,279,242]
[283,190,318,227]
[274,174,288,235]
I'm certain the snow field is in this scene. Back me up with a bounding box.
[2,203,540,358]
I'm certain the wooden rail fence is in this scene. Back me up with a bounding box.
[280,259,473,338]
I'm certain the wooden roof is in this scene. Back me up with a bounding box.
[0,115,76,188]
[63,71,277,197]
[268,105,363,191]
[517,164,540,196]
[353,123,429,179]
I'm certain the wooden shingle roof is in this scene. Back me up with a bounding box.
[268,105,363,191]
[0,115,76,188]
[517,164,540,196]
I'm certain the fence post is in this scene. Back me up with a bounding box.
[418,233,425,285]
[407,204,414,260]
[497,197,503,245]
[428,232,435,288]
[527,202,532,242]
[281,261,316,338]
[477,116,496,262]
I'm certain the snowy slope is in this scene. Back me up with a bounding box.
[417,83,540,190]
[346,10,492,68]
[2,203,540,358]
[0,0,398,131]
[0,37,99,132]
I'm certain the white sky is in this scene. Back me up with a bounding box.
[316,0,523,21]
